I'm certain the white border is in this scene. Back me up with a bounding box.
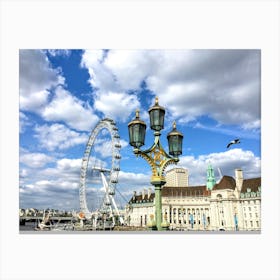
[1,1,279,280]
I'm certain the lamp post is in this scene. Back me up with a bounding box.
[128,97,183,230]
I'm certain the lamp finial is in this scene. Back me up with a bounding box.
[136,109,140,118]
[173,121,176,129]
[155,96,159,105]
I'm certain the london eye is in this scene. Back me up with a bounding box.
[79,118,122,223]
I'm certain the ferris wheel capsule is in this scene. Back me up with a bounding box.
[105,199,111,206]
[109,189,115,195]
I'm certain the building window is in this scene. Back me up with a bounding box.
[249,207,251,211]
[256,221,259,227]
[255,213,258,218]
[250,221,253,227]
[249,213,252,218]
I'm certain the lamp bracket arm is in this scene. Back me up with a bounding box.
[133,135,179,178]
[159,157,179,177]
[133,149,158,176]
[141,135,171,159]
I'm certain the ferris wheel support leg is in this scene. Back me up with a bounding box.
[100,172,109,192]
[110,196,124,224]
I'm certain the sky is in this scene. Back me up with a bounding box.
[19,49,261,211]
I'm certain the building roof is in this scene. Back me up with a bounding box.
[128,192,155,204]
[212,176,236,190]
[241,177,261,193]
[162,186,210,197]
[128,176,261,203]
[212,175,261,192]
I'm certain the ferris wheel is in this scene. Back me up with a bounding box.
[79,118,122,220]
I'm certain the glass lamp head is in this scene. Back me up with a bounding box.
[167,121,183,157]
[128,109,146,148]
[148,96,165,131]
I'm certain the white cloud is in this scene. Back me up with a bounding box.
[82,49,260,129]
[19,156,114,210]
[56,158,82,171]
[190,121,260,140]
[175,148,261,185]
[94,91,140,122]
[19,49,64,113]
[103,50,159,90]
[81,50,117,91]
[42,86,99,131]
[34,123,89,151]
[20,90,51,114]
[19,153,151,210]
[119,139,129,149]
[93,134,129,159]
[47,49,71,57]
[94,139,113,158]
[19,178,80,210]
[146,50,261,128]
[19,112,31,133]
[19,148,261,210]
[20,152,54,168]
[118,170,150,189]
[20,50,99,131]
[241,120,261,131]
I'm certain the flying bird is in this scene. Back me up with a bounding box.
[227,139,240,148]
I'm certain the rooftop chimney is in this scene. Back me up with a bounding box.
[142,188,146,199]
[235,169,243,192]
[148,188,152,199]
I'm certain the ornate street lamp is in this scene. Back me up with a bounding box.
[128,97,184,230]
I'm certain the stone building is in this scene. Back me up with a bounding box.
[125,166,261,231]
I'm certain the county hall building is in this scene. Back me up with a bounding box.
[125,166,261,231]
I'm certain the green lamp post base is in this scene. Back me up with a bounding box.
[147,214,157,230]
[147,220,157,231]
[161,221,170,231]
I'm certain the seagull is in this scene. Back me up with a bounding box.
[227,139,241,148]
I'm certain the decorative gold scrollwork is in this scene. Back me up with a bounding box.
[134,137,178,180]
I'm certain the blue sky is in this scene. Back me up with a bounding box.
[19,49,261,211]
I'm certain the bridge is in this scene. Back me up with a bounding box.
[19,216,73,225]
